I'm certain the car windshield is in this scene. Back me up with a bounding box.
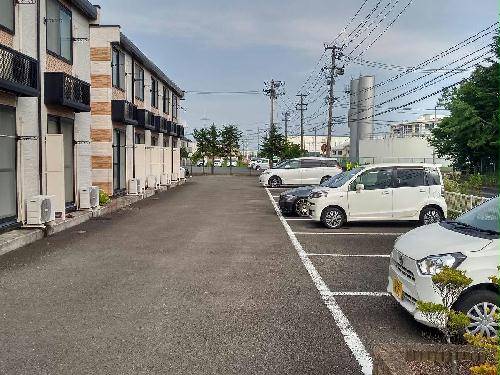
[454,197,499,233]
[321,167,365,188]
[273,160,289,169]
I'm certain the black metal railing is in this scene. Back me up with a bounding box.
[137,109,155,130]
[0,44,39,97]
[153,115,161,132]
[159,117,168,133]
[112,100,138,125]
[44,72,91,112]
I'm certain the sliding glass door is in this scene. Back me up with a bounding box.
[112,128,126,193]
[0,105,17,224]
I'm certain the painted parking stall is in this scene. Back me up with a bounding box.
[263,186,433,374]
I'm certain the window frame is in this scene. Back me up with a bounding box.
[172,95,178,118]
[0,0,15,34]
[350,168,394,191]
[112,47,125,91]
[134,64,144,101]
[162,86,170,114]
[394,167,425,188]
[301,159,321,169]
[151,77,158,108]
[46,0,73,64]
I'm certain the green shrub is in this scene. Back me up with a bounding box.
[99,190,110,206]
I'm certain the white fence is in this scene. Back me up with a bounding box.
[444,191,488,216]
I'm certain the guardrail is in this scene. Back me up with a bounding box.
[444,191,488,217]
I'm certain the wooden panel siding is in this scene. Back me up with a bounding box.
[91,74,111,88]
[90,47,111,61]
[91,129,112,142]
[95,182,112,195]
[92,155,112,169]
[91,102,111,115]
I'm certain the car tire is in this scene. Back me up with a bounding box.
[454,289,499,337]
[256,166,261,171]
[320,176,331,184]
[294,198,309,217]
[321,206,346,229]
[419,206,444,225]
[268,176,282,188]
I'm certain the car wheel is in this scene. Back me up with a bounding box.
[455,289,499,338]
[419,206,443,225]
[268,176,282,188]
[294,198,309,217]
[256,166,261,171]
[321,206,346,229]
[320,176,331,184]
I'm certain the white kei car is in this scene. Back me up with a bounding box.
[259,157,342,187]
[388,196,499,337]
[308,164,447,228]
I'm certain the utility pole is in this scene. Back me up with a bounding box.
[296,94,308,152]
[263,80,285,167]
[314,126,317,156]
[282,111,290,140]
[257,126,260,155]
[324,44,344,157]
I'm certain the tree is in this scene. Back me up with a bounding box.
[260,124,286,167]
[220,125,242,175]
[193,127,210,174]
[281,141,305,160]
[429,37,499,172]
[205,124,222,175]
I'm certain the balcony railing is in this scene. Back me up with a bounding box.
[137,109,155,130]
[44,72,90,112]
[159,117,168,133]
[112,100,138,125]
[0,44,39,97]
[169,121,178,136]
[153,115,161,132]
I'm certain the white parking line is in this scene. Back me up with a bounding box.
[294,232,402,236]
[307,253,390,258]
[265,187,373,375]
[285,218,313,221]
[331,291,390,297]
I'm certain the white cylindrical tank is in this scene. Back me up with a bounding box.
[357,76,375,142]
[348,78,359,162]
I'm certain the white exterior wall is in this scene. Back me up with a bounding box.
[358,137,450,166]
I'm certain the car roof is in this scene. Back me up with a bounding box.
[362,163,442,168]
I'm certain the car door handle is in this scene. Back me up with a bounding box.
[382,190,390,195]
[419,188,427,193]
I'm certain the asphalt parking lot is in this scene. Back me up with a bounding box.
[265,186,436,373]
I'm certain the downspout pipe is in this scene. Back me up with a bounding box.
[37,0,43,195]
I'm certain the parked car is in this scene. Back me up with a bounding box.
[254,158,269,170]
[213,159,223,167]
[226,160,238,167]
[388,196,499,337]
[196,160,207,167]
[279,173,346,217]
[259,157,342,187]
[308,163,447,228]
[248,158,258,168]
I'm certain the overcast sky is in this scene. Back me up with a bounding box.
[100,0,499,148]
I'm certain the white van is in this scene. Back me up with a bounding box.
[388,196,499,337]
[259,157,342,187]
[308,163,447,228]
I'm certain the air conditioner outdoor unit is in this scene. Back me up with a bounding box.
[137,178,144,193]
[26,195,56,225]
[147,175,158,189]
[128,178,139,195]
[79,186,100,209]
[160,173,171,186]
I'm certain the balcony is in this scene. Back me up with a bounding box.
[153,115,161,132]
[0,44,39,97]
[159,117,168,133]
[168,121,178,137]
[44,72,90,112]
[137,109,155,130]
[111,100,138,125]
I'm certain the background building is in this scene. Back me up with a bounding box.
[287,135,350,157]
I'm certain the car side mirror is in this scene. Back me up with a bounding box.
[356,184,364,192]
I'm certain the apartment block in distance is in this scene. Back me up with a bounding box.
[0,0,98,228]
[90,13,185,196]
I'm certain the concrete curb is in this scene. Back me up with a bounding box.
[0,180,189,258]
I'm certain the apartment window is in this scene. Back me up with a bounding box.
[162,87,170,114]
[151,78,158,108]
[151,136,158,147]
[135,133,144,144]
[0,0,14,33]
[134,64,144,101]
[172,95,178,118]
[112,48,125,90]
[46,0,73,63]
[163,137,170,148]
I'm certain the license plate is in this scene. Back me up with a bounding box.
[392,277,403,300]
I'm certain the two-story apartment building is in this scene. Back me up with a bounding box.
[0,0,97,228]
[89,16,184,196]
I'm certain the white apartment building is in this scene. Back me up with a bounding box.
[390,114,445,138]
[90,17,184,196]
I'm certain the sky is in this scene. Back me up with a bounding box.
[100,0,499,149]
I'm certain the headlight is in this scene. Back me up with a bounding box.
[417,253,467,276]
[309,190,328,199]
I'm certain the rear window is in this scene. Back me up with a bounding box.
[425,168,441,186]
[395,168,425,188]
[302,159,322,168]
